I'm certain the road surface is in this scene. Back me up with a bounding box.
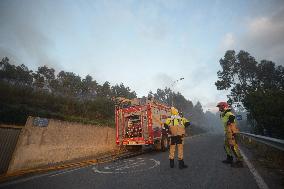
[0,134,262,189]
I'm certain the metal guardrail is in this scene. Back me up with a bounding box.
[239,132,284,151]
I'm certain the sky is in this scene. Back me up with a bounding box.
[0,0,284,112]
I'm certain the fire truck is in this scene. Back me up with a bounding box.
[115,98,170,151]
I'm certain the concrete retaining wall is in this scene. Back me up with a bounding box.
[8,117,117,173]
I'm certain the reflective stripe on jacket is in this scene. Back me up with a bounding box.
[220,110,237,133]
[165,115,185,136]
[181,117,190,126]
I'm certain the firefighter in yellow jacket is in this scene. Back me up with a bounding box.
[217,102,243,168]
[164,107,190,169]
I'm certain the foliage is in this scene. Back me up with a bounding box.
[111,83,137,99]
[0,56,206,131]
[0,57,33,87]
[0,57,135,126]
[215,50,284,138]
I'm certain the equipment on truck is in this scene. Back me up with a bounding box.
[115,97,170,151]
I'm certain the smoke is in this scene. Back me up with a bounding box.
[204,111,223,134]
[0,0,62,70]
[241,7,284,65]
[219,5,284,66]
[153,73,176,89]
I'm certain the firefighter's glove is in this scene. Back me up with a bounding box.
[184,122,191,128]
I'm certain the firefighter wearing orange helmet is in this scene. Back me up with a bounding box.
[164,107,190,169]
[217,102,243,168]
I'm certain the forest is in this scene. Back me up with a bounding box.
[0,57,209,131]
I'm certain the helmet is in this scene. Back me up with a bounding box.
[216,102,229,109]
[171,107,179,115]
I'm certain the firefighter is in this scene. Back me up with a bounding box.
[217,102,243,168]
[164,107,190,169]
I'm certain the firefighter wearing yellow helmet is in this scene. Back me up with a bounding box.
[164,107,190,169]
[217,102,243,168]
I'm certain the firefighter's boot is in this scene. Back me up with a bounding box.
[222,155,233,164]
[178,160,188,169]
[231,160,244,168]
[170,159,174,168]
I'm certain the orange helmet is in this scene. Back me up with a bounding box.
[216,102,229,109]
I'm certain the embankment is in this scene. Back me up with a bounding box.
[7,117,116,173]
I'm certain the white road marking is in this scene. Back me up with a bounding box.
[149,158,160,168]
[115,160,145,170]
[115,163,146,171]
[93,158,160,174]
[239,148,269,189]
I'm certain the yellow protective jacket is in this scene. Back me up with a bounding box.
[165,115,185,136]
[220,109,239,135]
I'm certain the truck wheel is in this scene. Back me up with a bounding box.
[161,136,169,152]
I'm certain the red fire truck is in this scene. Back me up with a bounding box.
[115,99,170,151]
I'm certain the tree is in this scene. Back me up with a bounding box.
[81,75,98,99]
[33,65,56,91]
[0,57,33,87]
[56,71,82,97]
[0,56,140,126]
[192,101,206,127]
[0,57,16,82]
[96,81,111,98]
[215,50,284,138]
[15,64,33,86]
[111,83,137,99]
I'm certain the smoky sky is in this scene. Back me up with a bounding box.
[0,0,284,111]
[0,0,62,70]
[221,2,284,66]
[242,6,284,65]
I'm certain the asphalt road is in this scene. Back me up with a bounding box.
[0,134,260,189]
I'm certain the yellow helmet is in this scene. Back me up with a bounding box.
[171,107,179,115]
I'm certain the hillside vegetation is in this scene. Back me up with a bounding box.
[0,57,208,129]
